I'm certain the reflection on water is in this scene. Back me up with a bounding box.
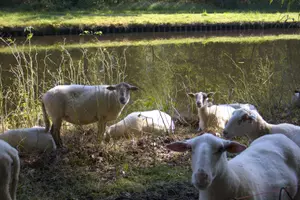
[2,28,300,46]
[0,33,300,127]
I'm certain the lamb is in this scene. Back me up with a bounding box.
[0,126,56,153]
[166,133,300,200]
[188,92,235,132]
[104,110,175,140]
[0,139,20,200]
[42,82,138,147]
[223,108,300,146]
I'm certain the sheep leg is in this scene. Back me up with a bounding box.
[97,120,106,141]
[51,119,63,147]
[9,153,20,200]
[0,158,11,200]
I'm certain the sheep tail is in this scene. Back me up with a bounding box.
[9,150,20,200]
[42,101,50,132]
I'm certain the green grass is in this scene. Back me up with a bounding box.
[1,34,300,54]
[0,10,298,28]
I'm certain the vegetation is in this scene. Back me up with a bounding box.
[1,0,299,11]
[0,11,298,29]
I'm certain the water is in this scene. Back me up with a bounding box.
[1,29,300,127]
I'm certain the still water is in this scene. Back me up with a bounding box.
[0,29,300,125]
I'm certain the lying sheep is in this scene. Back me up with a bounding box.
[228,103,257,111]
[291,90,300,108]
[104,110,175,140]
[42,82,138,146]
[0,139,20,200]
[188,92,235,132]
[167,133,300,200]
[0,127,56,153]
[223,108,300,146]
[188,91,257,133]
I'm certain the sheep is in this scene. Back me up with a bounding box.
[291,90,300,108]
[0,127,56,153]
[188,92,235,132]
[104,110,175,140]
[42,82,138,147]
[166,133,300,200]
[223,108,300,146]
[228,103,257,111]
[188,91,258,133]
[0,139,20,200]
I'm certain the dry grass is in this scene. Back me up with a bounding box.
[17,126,198,200]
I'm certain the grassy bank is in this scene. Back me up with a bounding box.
[1,34,300,54]
[0,11,298,29]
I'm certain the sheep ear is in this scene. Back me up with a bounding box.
[129,85,139,91]
[166,141,191,152]
[295,90,300,94]
[207,92,215,98]
[106,85,116,91]
[187,93,195,98]
[224,141,247,153]
[241,113,256,122]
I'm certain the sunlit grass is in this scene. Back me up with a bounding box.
[0,11,298,28]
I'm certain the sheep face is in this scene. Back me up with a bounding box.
[106,82,138,105]
[166,134,246,190]
[223,108,257,139]
[188,92,214,108]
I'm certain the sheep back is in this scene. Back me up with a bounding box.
[42,85,124,125]
[0,127,56,153]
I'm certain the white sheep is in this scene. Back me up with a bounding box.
[0,139,20,200]
[167,133,300,200]
[104,110,175,140]
[223,108,300,146]
[188,92,258,133]
[228,103,257,111]
[291,90,300,108]
[42,82,138,146]
[0,127,56,153]
[188,92,235,132]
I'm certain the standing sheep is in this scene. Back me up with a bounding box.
[104,110,175,140]
[223,107,300,146]
[0,126,56,153]
[188,92,235,132]
[0,139,20,200]
[167,133,300,200]
[42,82,138,147]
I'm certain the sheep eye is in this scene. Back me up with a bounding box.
[216,146,225,154]
[237,119,242,125]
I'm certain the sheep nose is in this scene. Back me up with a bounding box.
[196,102,201,107]
[196,169,209,181]
[223,130,228,136]
[119,97,126,104]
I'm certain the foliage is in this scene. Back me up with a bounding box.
[1,0,299,11]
